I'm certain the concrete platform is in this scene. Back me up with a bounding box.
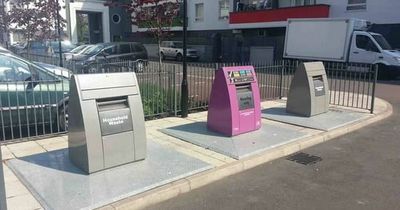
[6,140,212,210]
[161,122,309,159]
[261,106,370,131]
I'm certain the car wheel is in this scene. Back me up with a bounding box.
[176,53,183,62]
[58,103,68,131]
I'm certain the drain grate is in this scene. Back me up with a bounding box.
[286,152,322,165]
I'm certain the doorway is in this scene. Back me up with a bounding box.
[76,11,103,44]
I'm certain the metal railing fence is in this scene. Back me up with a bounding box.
[0,53,377,142]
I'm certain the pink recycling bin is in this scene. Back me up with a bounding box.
[207,66,261,136]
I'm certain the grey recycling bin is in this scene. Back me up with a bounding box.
[68,72,147,174]
[286,62,329,117]
[0,148,7,210]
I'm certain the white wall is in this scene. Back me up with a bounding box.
[68,1,110,44]
[318,0,400,24]
[187,0,232,31]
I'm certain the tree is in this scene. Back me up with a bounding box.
[0,0,10,45]
[4,0,66,53]
[106,0,181,66]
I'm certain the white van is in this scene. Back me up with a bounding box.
[284,18,400,79]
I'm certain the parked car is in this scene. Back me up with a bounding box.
[64,44,93,61]
[0,51,70,132]
[17,40,76,57]
[70,42,148,73]
[9,42,25,53]
[160,41,199,61]
[0,46,10,53]
[47,41,77,56]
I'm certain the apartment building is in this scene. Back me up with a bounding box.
[65,0,132,44]
[62,0,399,62]
[132,0,400,62]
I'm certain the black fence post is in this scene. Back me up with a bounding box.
[279,60,285,99]
[0,148,7,210]
[180,0,189,118]
[370,64,378,114]
[173,65,178,116]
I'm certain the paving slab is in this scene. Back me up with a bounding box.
[6,140,212,210]
[261,105,370,131]
[161,122,309,160]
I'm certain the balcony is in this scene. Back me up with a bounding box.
[229,4,330,28]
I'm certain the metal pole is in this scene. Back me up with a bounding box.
[370,64,378,114]
[279,60,285,99]
[180,0,188,118]
[56,0,63,67]
[0,148,7,210]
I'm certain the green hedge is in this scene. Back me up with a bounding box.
[140,83,176,117]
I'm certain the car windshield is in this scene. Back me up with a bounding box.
[51,41,77,51]
[173,42,183,48]
[82,45,105,55]
[0,53,58,82]
[70,45,87,53]
[372,35,392,50]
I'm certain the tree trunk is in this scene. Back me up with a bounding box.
[27,32,31,60]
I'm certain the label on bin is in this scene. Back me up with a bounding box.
[312,76,325,97]
[99,108,133,136]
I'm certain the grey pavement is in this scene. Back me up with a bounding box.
[6,140,211,210]
[161,122,309,159]
[147,80,400,210]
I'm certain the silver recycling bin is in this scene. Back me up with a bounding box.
[68,72,147,174]
[286,62,329,117]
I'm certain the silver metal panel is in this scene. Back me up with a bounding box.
[80,87,138,101]
[68,78,91,173]
[6,141,212,210]
[262,106,370,131]
[161,122,309,160]
[99,108,133,136]
[103,131,136,168]
[81,100,104,173]
[0,149,7,210]
[286,62,329,117]
[129,95,147,160]
[76,73,137,90]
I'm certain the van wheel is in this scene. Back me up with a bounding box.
[160,52,165,61]
[58,103,68,131]
[377,64,391,80]
[176,53,182,62]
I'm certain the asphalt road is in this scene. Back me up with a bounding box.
[147,80,400,210]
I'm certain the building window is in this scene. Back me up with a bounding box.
[219,0,229,19]
[304,0,316,5]
[195,3,204,22]
[258,30,266,37]
[293,0,316,6]
[347,0,366,11]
